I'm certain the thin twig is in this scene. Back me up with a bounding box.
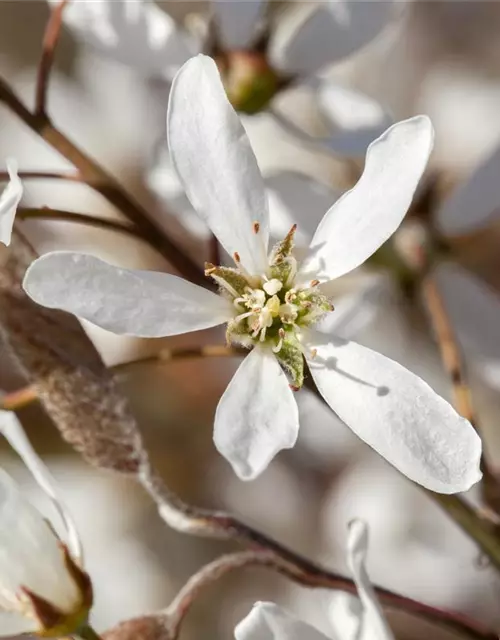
[0,385,38,411]
[139,468,498,640]
[112,344,243,375]
[0,77,206,286]
[422,274,500,520]
[35,0,68,116]
[162,551,497,640]
[18,207,148,243]
[0,170,84,183]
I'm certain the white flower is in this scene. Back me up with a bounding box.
[0,410,90,637]
[0,160,23,247]
[23,55,481,493]
[53,0,393,153]
[235,519,393,640]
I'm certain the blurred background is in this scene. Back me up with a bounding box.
[1,1,500,638]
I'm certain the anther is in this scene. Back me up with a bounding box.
[253,221,260,234]
[233,252,241,264]
[310,348,318,359]
[310,279,320,287]
[204,262,216,276]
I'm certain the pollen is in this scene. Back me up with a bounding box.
[207,228,334,376]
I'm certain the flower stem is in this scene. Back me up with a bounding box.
[77,624,102,640]
[18,207,148,244]
[0,385,38,411]
[0,77,206,287]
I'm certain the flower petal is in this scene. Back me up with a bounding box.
[317,273,387,338]
[433,263,500,388]
[266,171,340,245]
[49,0,198,78]
[298,116,434,285]
[0,471,81,615]
[304,329,482,493]
[318,82,393,157]
[147,139,212,239]
[168,55,270,274]
[0,410,82,562]
[235,601,331,640]
[269,1,394,76]
[23,251,233,337]
[436,143,500,236]
[214,347,299,480]
[211,0,266,49]
[0,159,23,247]
[0,612,37,637]
[347,519,394,640]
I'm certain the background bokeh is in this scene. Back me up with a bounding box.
[1,2,500,638]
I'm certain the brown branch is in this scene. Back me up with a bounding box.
[422,274,500,520]
[18,207,148,243]
[161,551,497,640]
[138,465,498,640]
[112,344,243,375]
[0,385,38,411]
[0,170,84,183]
[0,77,206,287]
[35,0,69,116]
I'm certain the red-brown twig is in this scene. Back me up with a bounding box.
[18,207,148,243]
[0,386,38,411]
[0,170,84,184]
[0,78,206,286]
[35,0,69,116]
[161,550,498,640]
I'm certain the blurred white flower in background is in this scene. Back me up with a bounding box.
[321,453,500,623]
[0,160,22,247]
[0,411,90,637]
[235,520,394,640]
[52,0,396,240]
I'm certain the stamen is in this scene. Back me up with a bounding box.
[310,348,318,359]
[310,279,320,287]
[233,252,241,264]
[253,221,260,234]
[263,279,282,296]
[272,328,285,353]
[204,262,216,276]
[235,311,254,323]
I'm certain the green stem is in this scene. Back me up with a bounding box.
[77,624,103,640]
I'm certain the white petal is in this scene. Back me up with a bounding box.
[212,0,266,49]
[266,172,340,245]
[0,611,37,637]
[214,347,299,480]
[0,471,81,615]
[235,601,331,640]
[318,82,393,158]
[168,55,270,274]
[49,0,198,78]
[436,143,500,236]
[433,263,500,387]
[0,159,23,247]
[298,116,434,285]
[23,251,233,338]
[317,274,387,338]
[146,139,212,239]
[304,330,482,493]
[0,410,82,562]
[270,1,394,76]
[347,520,394,640]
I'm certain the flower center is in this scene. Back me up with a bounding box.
[205,225,333,389]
